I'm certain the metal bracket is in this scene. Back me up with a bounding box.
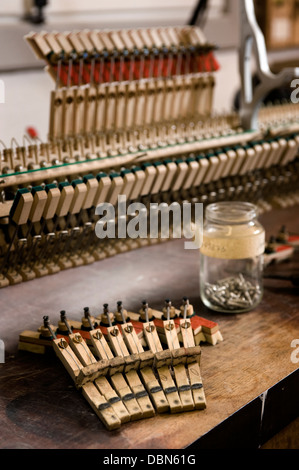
[239,0,299,130]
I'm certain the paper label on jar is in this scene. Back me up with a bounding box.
[200,232,265,260]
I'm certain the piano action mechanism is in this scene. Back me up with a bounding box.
[19,298,223,430]
[0,20,299,287]
[2,1,299,431]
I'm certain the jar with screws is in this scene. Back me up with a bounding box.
[200,202,265,313]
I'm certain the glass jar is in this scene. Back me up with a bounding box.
[199,202,265,313]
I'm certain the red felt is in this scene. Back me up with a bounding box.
[288,236,299,243]
[276,245,294,253]
[52,52,220,87]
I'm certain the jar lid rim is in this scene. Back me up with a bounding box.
[205,202,258,224]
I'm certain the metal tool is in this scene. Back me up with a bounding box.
[239,0,299,130]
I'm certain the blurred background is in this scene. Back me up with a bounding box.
[0,0,298,143]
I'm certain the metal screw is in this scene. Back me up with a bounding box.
[204,275,261,311]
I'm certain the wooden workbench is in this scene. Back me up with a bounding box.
[0,205,298,450]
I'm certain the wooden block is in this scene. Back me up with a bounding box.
[193,330,207,346]
[109,30,125,52]
[125,369,155,418]
[187,362,206,410]
[56,183,74,217]
[6,270,23,286]
[49,89,64,139]
[68,32,85,54]
[280,139,298,165]
[62,87,76,137]
[157,365,182,414]
[203,156,220,183]
[94,175,111,206]
[179,319,195,348]
[154,350,172,368]
[29,187,48,224]
[110,372,143,421]
[172,161,189,192]
[171,347,188,366]
[73,87,87,136]
[83,86,97,134]
[10,189,33,226]
[107,325,130,358]
[212,153,228,181]
[194,316,220,336]
[120,323,144,355]
[89,30,106,52]
[105,84,117,132]
[265,141,280,169]
[139,366,169,414]
[82,382,121,430]
[43,185,61,220]
[44,32,62,56]
[138,350,155,369]
[230,147,246,176]
[99,31,115,53]
[55,32,73,55]
[94,376,131,423]
[0,275,10,288]
[129,169,146,201]
[192,157,209,187]
[222,149,237,178]
[204,331,223,346]
[107,176,124,206]
[140,164,156,196]
[76,360,110,386]
[18,341,46,355]
[185,346,201,365]
[163,320,180,351]
[89,328,114,361]
[95,87,106,132]
[107,356,125,376]
[25,32,52,60]
[52,337,83,383]
[69,181,87,215]
[173,364,195,412]
[143,322,163,354]
[182,160,200,190]
[123,354,141,373]
[120,171,135,199]
[151,163,167,195]
[68,332,97,367]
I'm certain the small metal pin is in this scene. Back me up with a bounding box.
[143,301,155,332]
[204,275,260,311]
[43,315,57,339]
[117,300,126,324]
[104,303,113,328]
[93,330,103,340]
[84,306,94,330]
[60,310,73,335]
[183,297,189,320]
[142,300,149,323]
[58,338,68,349]
[165,299,171,321]
[182,297,191,329]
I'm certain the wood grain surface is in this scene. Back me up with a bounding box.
[0,205,298,449]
